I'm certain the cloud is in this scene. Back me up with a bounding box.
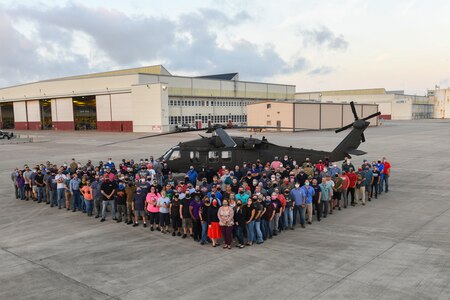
[302,26,349,50]
[0,2,309,87]
[308,66,334,76]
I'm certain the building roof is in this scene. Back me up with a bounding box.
[53,65,171,81]
[196,73,239,81]
[296,88,387,96]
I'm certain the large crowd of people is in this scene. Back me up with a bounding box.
[11,155,391,249]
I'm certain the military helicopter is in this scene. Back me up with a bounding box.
[133,101,380,173]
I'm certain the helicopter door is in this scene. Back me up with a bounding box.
[221,151,232,164]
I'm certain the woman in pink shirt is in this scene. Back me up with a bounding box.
[146,186,161,231]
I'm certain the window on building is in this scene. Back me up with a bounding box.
[267,104,271,109]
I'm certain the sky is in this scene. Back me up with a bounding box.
[0,0,449,95]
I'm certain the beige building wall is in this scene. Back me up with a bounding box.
[96,95,112,122]
[26,100,41,122]
[433,89,450,118]
[321,104,342,129]
[131,83,169,132]
[391,98,413,120]
[111,93,133,121]
[294,103,320,129]
[13,101,27,122]
[246,102,293,130]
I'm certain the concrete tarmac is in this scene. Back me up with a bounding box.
[1,120,450,300]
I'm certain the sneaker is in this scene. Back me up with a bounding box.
[172,232,176,236]
[239,244,245,249]
[308,221,312,225]
[100,218,105,222]
[301,224,305,228]
[95,215,99,218]
[338,207,341,211]
[127,221,133,225]
[177,232,182,236]
[116,220,122,223]
[150,226,153,231]
[143,223,147,228]
[133,223,138,227]
[291,227,294,230]
[182,234,187,239]
[200,241,205,245]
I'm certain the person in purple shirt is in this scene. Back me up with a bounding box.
[190,196,203,241]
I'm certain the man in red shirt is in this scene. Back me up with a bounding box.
[382,157,391,193]
[346,168,357,206]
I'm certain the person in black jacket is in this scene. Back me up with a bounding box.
[234,199,246,248]
[199,196,211,245]
[170,194,182,236]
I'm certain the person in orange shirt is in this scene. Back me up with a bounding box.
[81,181,94,216]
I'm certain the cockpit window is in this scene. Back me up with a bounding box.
[162,146,180,161]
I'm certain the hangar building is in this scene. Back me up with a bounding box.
[247,101,378,131]
[295,88,433,120]
[0,65,295,132]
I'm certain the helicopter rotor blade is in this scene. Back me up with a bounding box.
[335,123,354,133]
[362,111,381,121]
[350,101,359,121]
[215,128,237,148]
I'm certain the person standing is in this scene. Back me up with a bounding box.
[262,196,275,240]
[55,169,67,209]
[332,174,343,211]
[64,174,72,211]
[370,166,380,199]
[132,188,147,227]
[70,173,82,212]
[47,170,57,207]
[301,180,315,225]
[283,189,294,230]
[115,183,127,222]
[146,186,161,231]
[244,197,256,245]
[157,190,170,233]
[35,169,45,203]
[11,168,19,199]
[381,157,391,193]
[207,199,222,247]
[218,199,234,249]
[81,181,94,216]
[199,196,211,245]
[355,167,366,206]
[23,166,33,201]
[340,171,350,208]
[125,181,136,224]
[311,179,322,221]
[189,196,203,241]
[180,192,193,238]
[347,169,357,206]
[100,177,117,222]
[16,171,25,200]
[253,196,266,244]
[233,199,246,248]
[290,183,305,228]
[319,178,332,218]
[170,193,182,236]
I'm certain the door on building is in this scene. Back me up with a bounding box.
[276,120,281,130]
[0,102,14,129]
[73,96,97,130]
[40,100,52,130]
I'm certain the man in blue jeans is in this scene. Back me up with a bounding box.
[301,180,315,225]
[290,182,306,228]
[70,173,82,212]
[55,169,66,209]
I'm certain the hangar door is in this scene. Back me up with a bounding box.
[73,96,97,130]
